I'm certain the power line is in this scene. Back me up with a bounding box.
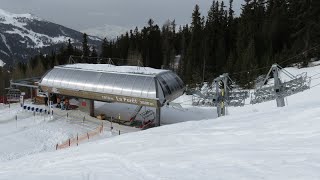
[310,72,320,78]
[311,76,320,80]
[230,44,320,76]
[230,66,270,75]
[310,82,320,89]
[277,44,320,65]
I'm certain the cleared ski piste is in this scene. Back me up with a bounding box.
[1,64,320,179]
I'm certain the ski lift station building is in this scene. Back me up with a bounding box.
[38,64,185,126]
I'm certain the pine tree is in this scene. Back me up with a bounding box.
[100,38,108,58]
[67,39,73,56]
[185,4,204,83]
[82,33,90,62]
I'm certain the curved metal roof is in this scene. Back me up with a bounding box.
[39,65,185,107]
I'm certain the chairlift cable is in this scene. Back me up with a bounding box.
[277,44,320,65]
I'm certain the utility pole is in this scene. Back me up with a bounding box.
[214,73,229,117]
[272,65,285,107]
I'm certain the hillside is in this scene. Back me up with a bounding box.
[0,64,320,179]
[0,9,101,66]
[82,24,132,39]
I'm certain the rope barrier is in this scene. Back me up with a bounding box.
[56,123,104,150]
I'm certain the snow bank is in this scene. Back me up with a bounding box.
[1,63,320,179]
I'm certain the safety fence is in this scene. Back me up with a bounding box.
[56,123,104,150]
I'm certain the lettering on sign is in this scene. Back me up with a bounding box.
[140,101,154,106]
[102,95,155,106]
[52,88,60,94]
[102,95,115,101]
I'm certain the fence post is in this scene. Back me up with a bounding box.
[100,122,103,133]
[87,132,89,140]
[16,115,17,128]
[67,112,68,119]
[56,144,58,150]
[68,138,71,147]
[111,116,113,131]
[119,130,120,135]
[77,133,79,146]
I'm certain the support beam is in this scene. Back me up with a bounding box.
[10,82,38,88]
[30,87,33,100]
[155,107,161,126]
[272,65,285,107]
[90,100,95,117]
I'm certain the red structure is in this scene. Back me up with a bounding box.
[0,96,8,104]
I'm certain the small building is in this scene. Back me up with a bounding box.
[39,64,185,126]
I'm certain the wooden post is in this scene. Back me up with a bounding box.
[56,144,58,150]
[87,132,89,140]
[119,130,120,135]
[68,139,71,147]
[77,133,79,146]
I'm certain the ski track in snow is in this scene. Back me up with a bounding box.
[0,33,12,53]
[0,59,5,67]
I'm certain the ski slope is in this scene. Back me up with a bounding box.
[1,63,320,179]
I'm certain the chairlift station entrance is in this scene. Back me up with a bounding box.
[38,64,185,126]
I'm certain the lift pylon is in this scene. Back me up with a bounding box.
[250,64,311,107]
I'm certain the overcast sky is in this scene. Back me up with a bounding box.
[1,0,243,31]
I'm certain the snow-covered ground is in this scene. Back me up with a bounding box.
[0,8,74,48]
[1,64,320,179]
[63,63,167,75]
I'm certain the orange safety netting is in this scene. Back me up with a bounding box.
[56,124,104,150]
